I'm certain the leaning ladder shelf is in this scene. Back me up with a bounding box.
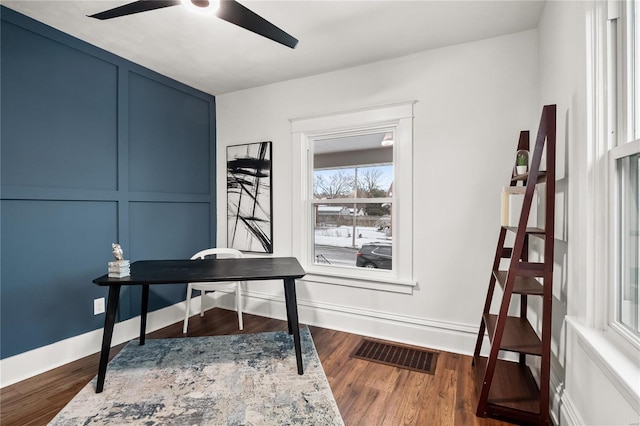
[472,104,556,426]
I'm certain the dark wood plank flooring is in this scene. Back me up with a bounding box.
[0,309,513,426]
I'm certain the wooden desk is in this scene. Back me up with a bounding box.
[92,257,306,393]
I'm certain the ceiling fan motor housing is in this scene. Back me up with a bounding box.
[182,0,219,14]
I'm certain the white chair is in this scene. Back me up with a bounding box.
[183,248,244,333]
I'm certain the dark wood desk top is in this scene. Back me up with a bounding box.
[93,257,306,286]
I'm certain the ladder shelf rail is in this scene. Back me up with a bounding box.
[472,104,556,426]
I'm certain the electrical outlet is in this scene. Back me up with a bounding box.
[94,297,105,315]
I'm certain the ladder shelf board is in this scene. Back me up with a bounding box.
[503,226,546,236]
[493,270,544,295]
[474,356,541,424]
[483,313,542,356]
[511,171,547,184]
[517,262,546,277]
[500,247,513,259]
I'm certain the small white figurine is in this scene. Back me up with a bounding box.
[109,243,130,277]
[112,243,124,261]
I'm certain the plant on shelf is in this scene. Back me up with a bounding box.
[515,150,528,175]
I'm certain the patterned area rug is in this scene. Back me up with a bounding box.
[49,327,343,425]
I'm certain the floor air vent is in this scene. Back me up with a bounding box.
[351,339,438,375]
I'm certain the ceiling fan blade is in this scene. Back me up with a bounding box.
[216,0,298,49]
[88,0,181,20]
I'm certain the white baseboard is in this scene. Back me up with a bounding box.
[0,299,192,388]
[559,389,586,426]
[549,360,565,426]
[232,289,481,355]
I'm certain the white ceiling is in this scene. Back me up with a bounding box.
[2,0,546,96]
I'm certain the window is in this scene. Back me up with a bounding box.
[290,102,416,293]
[312,131,394,270]
[614,150,639,335]
[608,1,640,341]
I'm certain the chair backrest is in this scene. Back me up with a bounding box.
[191,248,243,261]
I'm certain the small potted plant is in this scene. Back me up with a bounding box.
[515,150,529,175]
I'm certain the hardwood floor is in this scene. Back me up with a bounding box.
[0,309,513,426]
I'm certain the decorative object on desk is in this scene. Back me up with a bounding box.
[48,328,344,426]
[227,141,273,253]
[111,243,124,260]
[108,260,130,278]
[108,243,130,278]
[515,149,529,175]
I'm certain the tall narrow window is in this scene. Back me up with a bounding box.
[609,0,640,340]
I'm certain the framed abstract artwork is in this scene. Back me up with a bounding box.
[226,141,273,253]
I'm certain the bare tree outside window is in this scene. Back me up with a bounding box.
[357,168,384,196]
[314,170,354,199]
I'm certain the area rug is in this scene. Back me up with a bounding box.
[49,327,344,425]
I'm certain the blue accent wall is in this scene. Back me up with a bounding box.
[0,7,217,359]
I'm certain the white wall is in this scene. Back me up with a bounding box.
[216,30,538,353]
[537,1,639,424]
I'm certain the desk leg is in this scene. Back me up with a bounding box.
[140,284,149,345]
[284,278,303,375]
[284,283,293,335]
[96,284,121,393]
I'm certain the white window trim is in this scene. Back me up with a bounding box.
[586,0,640,340]
[580,0,640,408]
[585,0,611,331]
[290,101,417,293]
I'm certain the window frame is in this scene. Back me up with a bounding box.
[290,101,416,294]
[578,1,640,408]
[606,0,640,347]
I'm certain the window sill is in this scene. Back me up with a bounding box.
[300,267,416,294]
[566,316,640,411]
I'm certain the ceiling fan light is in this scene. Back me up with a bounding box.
[181,0,220,15]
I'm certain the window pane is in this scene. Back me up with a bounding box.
[313,132,393,200]
[357,165,393,198]
[313,203,392,269]
[313,168,356,199]
[618,153,640,334]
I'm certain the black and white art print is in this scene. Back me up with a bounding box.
[227,142,273,253]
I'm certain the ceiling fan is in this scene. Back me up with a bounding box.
[88,0,298,49]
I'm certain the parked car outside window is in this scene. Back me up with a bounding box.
[356,242,392,269]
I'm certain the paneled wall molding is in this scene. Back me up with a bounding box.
[567,317,640,413]
[1,6,216,360]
